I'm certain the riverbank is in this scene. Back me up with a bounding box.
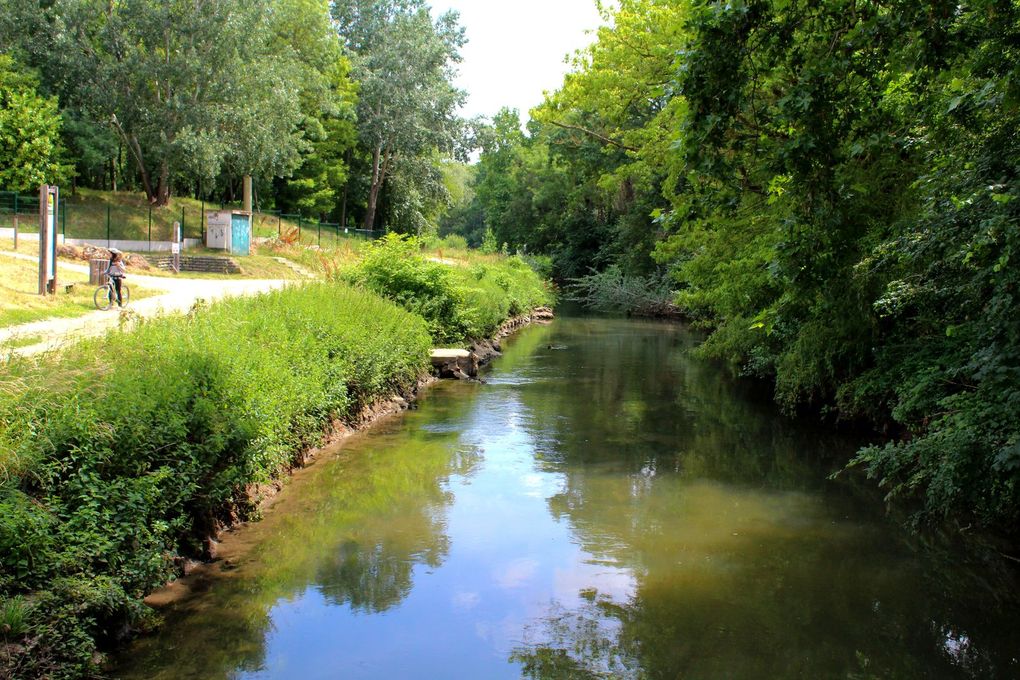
[141,306,556,613]
[0,238,553,679]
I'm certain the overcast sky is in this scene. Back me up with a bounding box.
[427,0,606,123]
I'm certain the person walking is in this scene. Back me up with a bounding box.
[105,248,127,307]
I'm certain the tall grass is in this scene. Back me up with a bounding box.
[0,281,430,677]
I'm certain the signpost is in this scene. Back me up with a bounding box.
[38,184,58,295]
[172,221,181,273]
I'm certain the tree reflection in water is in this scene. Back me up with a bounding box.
[115,422,479,679]
[508,317,1020,680]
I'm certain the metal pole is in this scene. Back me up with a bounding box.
[38,185,48,295]
[12,215,17,250]
[51,187,58,292]
[317,222,320,247]
[106,202,111,247]
[201,201,205,244]
[61,198,65,239]
[278,211,281,237]
[172,221,180,273]
[181,205,186,241]
[148,205,152,251]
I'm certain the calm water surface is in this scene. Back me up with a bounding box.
[116,315,1020,679]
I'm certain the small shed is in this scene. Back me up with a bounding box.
[205,210,252,256]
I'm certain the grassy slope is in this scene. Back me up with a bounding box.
[0,283,433,678]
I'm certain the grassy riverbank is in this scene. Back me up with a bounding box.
[0,282,432,677]
[0,242,552,678]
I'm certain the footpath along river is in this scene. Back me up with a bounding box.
[115,313,1019,679]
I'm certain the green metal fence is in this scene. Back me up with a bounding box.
[1,190,381,249]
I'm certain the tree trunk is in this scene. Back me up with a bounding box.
[153,160,170,207]
[340,149,351,227]
[363,145,383,231]
[363,146,394,231]
[127,135,154,203]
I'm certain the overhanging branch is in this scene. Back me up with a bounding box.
[547,121,639,152]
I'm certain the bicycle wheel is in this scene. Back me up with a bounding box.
[94,285,113,311]
[119,284,130,307]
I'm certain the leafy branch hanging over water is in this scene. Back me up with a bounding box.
[566,266,680,318]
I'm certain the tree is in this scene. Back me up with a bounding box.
[0,55,69,191]
[271,0,359,219]
[3,0,311,206]
[332,0,466,230]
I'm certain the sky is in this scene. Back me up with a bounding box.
[427,0,607,123]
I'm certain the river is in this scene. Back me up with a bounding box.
[115,314,1019,679]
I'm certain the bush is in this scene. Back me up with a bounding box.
[0,281,431,676]
[344,234,553,343]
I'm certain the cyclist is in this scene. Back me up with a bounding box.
[105,248,127,307]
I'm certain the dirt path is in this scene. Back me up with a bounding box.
[1,251,293,356]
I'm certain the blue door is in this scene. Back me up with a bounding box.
[231,213,251,255]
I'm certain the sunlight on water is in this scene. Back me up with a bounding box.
[115,316,1020,680]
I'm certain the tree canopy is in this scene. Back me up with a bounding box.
[332,0,466,231]
[0,0,466,223]
[451,0,1020,535]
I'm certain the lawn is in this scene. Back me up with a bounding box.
[0,251,154,328]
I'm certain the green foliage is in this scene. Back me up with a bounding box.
[486,0,1020,533]
[567,265,678,318]
[334,0,466,230]
[0,54,70,190]
[343,234,552,343]
[663,0,1020,530]
[1,0,339,205]
[0,281,431,676]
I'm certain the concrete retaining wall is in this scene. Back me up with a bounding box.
[0,230,202,252]
[0,228,66,245]
[62,237,204,252]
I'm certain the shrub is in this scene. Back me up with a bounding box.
[344,234,553,343]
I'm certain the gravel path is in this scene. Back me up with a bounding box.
[1,251,293,356]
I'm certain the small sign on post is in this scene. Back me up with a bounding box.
[38,184,58,295]
[172,221,181,273]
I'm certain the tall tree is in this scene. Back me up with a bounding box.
[332,0,466,230]
[2,0,311,206]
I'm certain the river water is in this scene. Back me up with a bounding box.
[116,315,1019,679]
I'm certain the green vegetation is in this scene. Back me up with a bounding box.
[1,0,466,235]
[342,234,554,343]
[0,54,69,191]
[439,0,1020,536]
[0,282,433,677]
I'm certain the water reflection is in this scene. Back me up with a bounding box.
[507,317,1019,679]
[116,316,1020,679]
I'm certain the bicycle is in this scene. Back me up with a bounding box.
[93,277,130,310]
